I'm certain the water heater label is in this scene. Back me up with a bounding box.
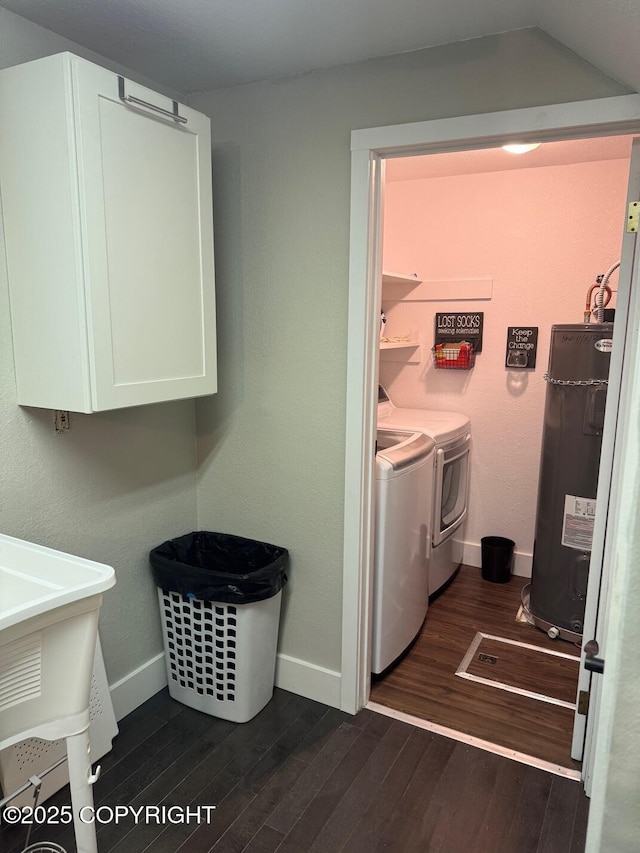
[595,339,613,353]
[562,495,596,551]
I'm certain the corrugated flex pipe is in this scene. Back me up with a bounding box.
[595,260,620,323]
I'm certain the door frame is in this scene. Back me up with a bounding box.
[340,96,640,736]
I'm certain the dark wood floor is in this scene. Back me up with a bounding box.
[370,566,582,769]
[1,685,588,853]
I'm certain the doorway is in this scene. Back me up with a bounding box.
[340,96,640,795]
[368,136,631,772]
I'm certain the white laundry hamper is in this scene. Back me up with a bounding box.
[150,532,288,724]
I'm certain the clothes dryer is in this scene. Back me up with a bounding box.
[377,385,472,596]
[373,428,435,673]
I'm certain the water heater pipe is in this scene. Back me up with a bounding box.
[584,282,612,323]
[594,261,620,323]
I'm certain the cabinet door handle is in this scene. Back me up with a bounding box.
[118,77,187,125]
[584,639,605,674]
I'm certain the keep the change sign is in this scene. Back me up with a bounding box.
[505,326,538,368]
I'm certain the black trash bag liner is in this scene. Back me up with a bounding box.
[150,531,288,605]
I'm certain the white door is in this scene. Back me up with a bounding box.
[571,140,640,780]
[72,57,217,410]
[583,224,640,848]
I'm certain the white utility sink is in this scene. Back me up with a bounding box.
[0,532,115,751]
[0,533,115,853]
[0,532,115,631]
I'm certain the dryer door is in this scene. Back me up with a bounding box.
[433,433,471,547]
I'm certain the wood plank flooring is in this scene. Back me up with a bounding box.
[0,687,588,853]
[370,565,582,769]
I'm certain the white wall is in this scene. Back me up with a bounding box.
[0,8,197,710]
[191,27,630,690]
[538,0,640,95]
[0,6,184,99]
[382,157,629,574]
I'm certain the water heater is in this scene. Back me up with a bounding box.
[529,323,613,641]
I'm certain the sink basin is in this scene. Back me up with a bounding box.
[0,534,115,853]
[0,533,115,750]
[0,533,115,631]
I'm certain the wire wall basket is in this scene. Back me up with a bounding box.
[432,342,475,370]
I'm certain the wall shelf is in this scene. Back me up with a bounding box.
[379,341,421,364]
[382,271,421,289]
[380,272,421,363]
[380,340,419,350]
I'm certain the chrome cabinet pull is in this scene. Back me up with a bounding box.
[118,76,187,125]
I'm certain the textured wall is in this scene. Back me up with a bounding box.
[0,10,198,684]
[0,6,184,99]
[382,157,629,570]
[538,0,640,94]
[191,28,629,674]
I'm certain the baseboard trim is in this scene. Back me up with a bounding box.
[109,652,168,721]
[462,540,532,578]
[109,650,342,720]
[275,653,341,708]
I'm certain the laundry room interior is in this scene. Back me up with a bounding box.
[369,134,633,770]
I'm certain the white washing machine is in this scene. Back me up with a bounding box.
[377,385,472,597]
[372,428,435,674]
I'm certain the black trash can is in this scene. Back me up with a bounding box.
[150,532,288,723]
[481,536,515,583]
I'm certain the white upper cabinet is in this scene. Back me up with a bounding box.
[0,53,217,412]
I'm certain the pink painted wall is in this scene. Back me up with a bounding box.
[381,157,629,574]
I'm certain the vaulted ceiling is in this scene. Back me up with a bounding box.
[0,0,638,95]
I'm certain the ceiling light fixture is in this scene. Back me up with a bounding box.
[502,143,542,154]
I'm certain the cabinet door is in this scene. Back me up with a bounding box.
[72,57,216,410]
